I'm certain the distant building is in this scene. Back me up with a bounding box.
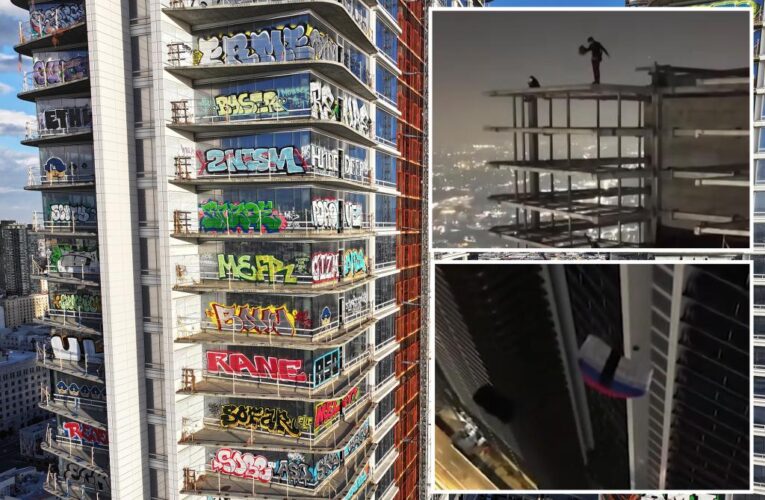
[0,350,49,433]
[0,466,47,500]
[0,295,48,329]
[0,325,50,352]
[0,221,32,297]
[19,419,55,461]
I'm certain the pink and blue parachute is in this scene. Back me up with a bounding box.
[578,334,651,399]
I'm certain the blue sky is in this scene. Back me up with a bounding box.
[0,3,37,224]
[0,0,624,224]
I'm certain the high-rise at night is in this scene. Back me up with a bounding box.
[435,263,750,490]
[14,0,436,497]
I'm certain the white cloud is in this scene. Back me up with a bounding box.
[0,186,23,194]
[0,108,34,137]
[0,82,13,94]
[3,148,37,170]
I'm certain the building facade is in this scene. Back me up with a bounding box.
[0,295,49,330]
[0,350,50,433]
[435,263,750,490]
[0,220,34,296]
[15,0,427,498]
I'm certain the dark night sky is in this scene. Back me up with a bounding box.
[432,9,750,149]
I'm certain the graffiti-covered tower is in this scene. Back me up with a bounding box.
[17,0,427,498]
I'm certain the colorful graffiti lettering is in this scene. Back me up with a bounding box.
[49,244,99,275]
[217,254,297,284]
[341,385,360,409]
[342,248,367,278]
[309,80,341,121]
[697,0,761,17]
[55,380,106,401]
[43,156,89,179]
[314,384,361,432]
[211,448,273,482]
[313,348,341,387]
[62,463,110,493]
[312,198,339,230]
[343,420,369,458]
[313,451,342,483]
[309,144,339,175]
[311,252,338,283]
[219,404,312,437]
[40,106,92,131]
[272,452,314,487]
[202,146,306,175]
[30,3,85,38]
[214,90,286,116]
[343,465,369,500]
[52,292,101,313]
[343,202,363,229]
[193,24,339,66]
[320,306,331,327]
[207,351,309,382]
[314,399,341,432]
[51,335,103,363]
[33,55,88,87]
[199,200,288,233]
[61,421,108,447]
[206,302,306,336]
[48,203,96,223]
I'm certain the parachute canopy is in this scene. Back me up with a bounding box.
[578,334,651,399]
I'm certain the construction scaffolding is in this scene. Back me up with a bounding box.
[484,65,750,248]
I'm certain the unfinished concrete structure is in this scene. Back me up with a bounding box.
[485,65,750,248]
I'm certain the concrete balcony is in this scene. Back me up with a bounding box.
[35,309,102,337]
[179,395,374,453]
[18,72,90,102]
[39,396,108,431]
[163,0,374,53]
[44,471,110,500]
[14,20,87,57]
[22,123,92,147]
[169,168,377,193]
[174,268,376,296]
[180,441,375,499]
[167,101,375,147]
[172,210,378,242]
[31,211,98,238]
[175,307,378,348]
[177,351,373,401]
[166,57,374,101]
[25,167,95,192]
[36,350,105,384]
[41,433,110,478]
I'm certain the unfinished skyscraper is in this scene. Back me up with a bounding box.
[485,65,749,248]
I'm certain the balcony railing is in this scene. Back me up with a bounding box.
[18,17,86,45]
[27,166,95,189]
[45,469,109,500]
[179,350,371,395]
[25,121,92,141]
[22,64,89,93]
[164,0,372,42]
[32,211,97,235]
[171,154,374,187]
[168,99,373,140]
[173,257,374,289]
[174,209,374,236]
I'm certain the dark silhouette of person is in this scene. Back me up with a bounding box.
[582,36,610,84]
[528,75,540,88]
